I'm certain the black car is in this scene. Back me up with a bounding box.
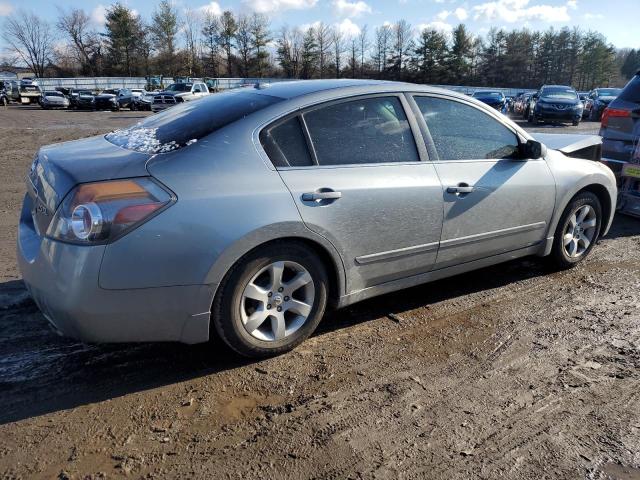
[94,88,134,111]
[600,71,640,168]
[585,87,622,121]
[71,90,96,109]
[0,88,8,106]
[600,72,640,217]
[472,91,506,111]
[529,85,583,126]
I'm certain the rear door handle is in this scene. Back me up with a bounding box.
[302,191,342,201]
[447,185,475,194]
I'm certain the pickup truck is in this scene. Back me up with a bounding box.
[151,82,210,112]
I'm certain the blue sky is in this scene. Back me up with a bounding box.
[1,0,638,48]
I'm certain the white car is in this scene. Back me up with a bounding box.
[131,88,146,99]
[151,82,210,112]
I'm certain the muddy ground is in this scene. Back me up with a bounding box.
[0,106,639,479]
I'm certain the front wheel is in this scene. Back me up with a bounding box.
[212,242,329,358]
[549,192,602,269]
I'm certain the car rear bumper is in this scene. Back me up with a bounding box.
[17,194,214,344]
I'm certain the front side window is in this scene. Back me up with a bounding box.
[415,96,519,161]
[303,96,419,166]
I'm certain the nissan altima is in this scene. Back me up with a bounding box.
[18,80,617,357]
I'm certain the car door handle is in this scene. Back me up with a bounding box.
[301,190,342,201]
[447,185,475,194]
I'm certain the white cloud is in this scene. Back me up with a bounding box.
[336,18,361,37]
[198,1,222,16]
[300,20,322,31]
[436,10,450,20]
[90,4,107,26]
[567,0,577,9]
[473,0,570,23]
[333,0,372,17]
[243,0,317,13]
[583,12,603,19]
[454,7,468,20]
[0,2,13,16]
[418,21,453,35]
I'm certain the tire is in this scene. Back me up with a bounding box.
[572,119,580,126]
[549,192,602,269]
[212,241,329,358]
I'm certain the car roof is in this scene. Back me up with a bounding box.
[254,79,497,104]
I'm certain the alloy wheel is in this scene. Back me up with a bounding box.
[563,205,598,258]
[240,261,315,342]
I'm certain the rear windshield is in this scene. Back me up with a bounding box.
[166,83,191,92]
[596,88,621,97]
[106,90,283,154]
[619,75,640,103]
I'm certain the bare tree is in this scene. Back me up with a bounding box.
[373,24,392,77]
[332,29,345,78]
[314,22,333,79]
[183,9,201,76]
[201,12,220,78]
[235,14,252,78]
[3,11,55,78]
[276,25,303,78]
[358,25,369,77]
[56,8,101,75]
[390,20,413,79]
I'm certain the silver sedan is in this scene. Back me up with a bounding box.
[18,80,617,357]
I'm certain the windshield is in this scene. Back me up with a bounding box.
[596,88,621,97]
[106,90,283,154]
[541,87,577,100]
[44,91,63,97]
[473,92,503,99]
[166,83,191,92]
[102,89,117,95]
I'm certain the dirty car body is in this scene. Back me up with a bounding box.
[17,80,617,356]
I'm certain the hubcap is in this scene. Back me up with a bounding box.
[563,205,597,258]
[240,261,315,342]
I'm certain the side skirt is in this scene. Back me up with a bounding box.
[337,243,544,308]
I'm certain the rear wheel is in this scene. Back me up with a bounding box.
[212,242,329,358]
[550,192,602,269]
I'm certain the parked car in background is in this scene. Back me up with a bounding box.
[40,91,70,109]
[134,91,156,111]
[471,91,506,111]
[578,92,589,117]
[585,88,623,121]
[151,82,210,112]
[600,71,640,179]
[513,93,531,116]
[71,90,96,110]
[0,88,8,107]
[528,85,583,125]
[94,88,134,111]
[131,88,146,100]
[18,80,616,358]
[16,78,42,105]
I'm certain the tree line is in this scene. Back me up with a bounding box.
[2,1,638,89]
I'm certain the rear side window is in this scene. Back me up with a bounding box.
[619,75,640,103]
[106,90,283,154]
[260,117,313,167]
[415,96,519,160]
[304,96,419,166]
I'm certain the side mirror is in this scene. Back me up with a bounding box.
[522,139,545,159]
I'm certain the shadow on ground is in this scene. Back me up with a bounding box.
[0,214,637,424]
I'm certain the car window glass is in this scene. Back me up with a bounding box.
[619,75,640,103]
[415,96,519,160]
[303,96,419,166]
[260,116,313,167]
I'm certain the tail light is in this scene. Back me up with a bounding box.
[601,107,631,128]
[47,178,174,244]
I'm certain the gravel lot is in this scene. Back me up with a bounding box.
[1,106,639,480]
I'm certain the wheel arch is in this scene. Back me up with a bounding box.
[205,225,346,309]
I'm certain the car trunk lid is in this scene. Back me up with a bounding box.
[27,135,153,233]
